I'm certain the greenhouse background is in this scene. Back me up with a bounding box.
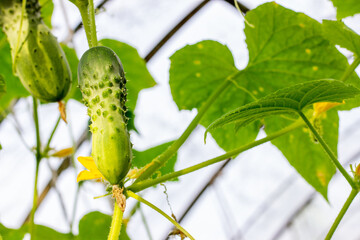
[1,0,360,239]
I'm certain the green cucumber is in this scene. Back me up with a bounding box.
[78,46,132,185]
[0,0,71,102]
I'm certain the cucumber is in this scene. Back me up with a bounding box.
[78,46,132,185]
[0,0,71,102]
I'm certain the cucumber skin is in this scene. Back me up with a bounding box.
[78,46,132,185]
[0,0,71,102]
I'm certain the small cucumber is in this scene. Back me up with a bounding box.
[0,0,71,102]
[78,46,132,185]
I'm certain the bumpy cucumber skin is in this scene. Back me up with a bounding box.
[78,46,132,185]
[0,0,71,102]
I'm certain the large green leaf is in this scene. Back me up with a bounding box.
[0,223,25,240]
[99,39,156,111]
[62,44,82,102]
[206,80,360,132]
[170,40,260,151]
[242,2,358,94]
[30,225,73,240]
[133,141,178,181]
[330,0,360,19]
[323,20,360,57]
[78,211,129,240]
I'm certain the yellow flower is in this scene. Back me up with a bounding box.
[51,147,74,158]
[356,164,360,177]
[77,156,105,182]
[313,101,344,118]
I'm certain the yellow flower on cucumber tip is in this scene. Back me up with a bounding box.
[313,101,344,117]
[77,156,136,182]
[77,156,106,182]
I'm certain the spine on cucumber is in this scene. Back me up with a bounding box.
[78,46,132,185]
[0,0,71,102]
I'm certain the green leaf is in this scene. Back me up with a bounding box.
[242,2,358,93]
[78,211,129,240]
[330,0,360,19]
[170,3,359,152]
[206,80,360,132]
[133,141,178,180]
[99,39,156,111]
[39,0,54,28]
[265,111,338,199]
[0,223,25,240]
[62,44,82,102]
[322,20,360,56]
[0,30,29,111]
[0,75,5,98]
[170,40,260,151]
[29,225,73,240]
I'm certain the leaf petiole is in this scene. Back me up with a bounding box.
[298,111,357,189]
[340,56,360,82]
[325,188,358,239]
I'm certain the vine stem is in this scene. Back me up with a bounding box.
[340,56,360,82]
[44,116,61,154]
[135,74,236,182]
[127,191,195,240]
[77,0,98,48]
[30,97,42,239]
[129,121,305,193]
[298,111,357,189]
[325,189,358,240]
[107,202,124,240]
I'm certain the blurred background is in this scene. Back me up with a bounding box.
[1,0,360,239]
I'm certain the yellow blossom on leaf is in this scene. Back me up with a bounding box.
[313,101,344,118]
[77,156,105,182]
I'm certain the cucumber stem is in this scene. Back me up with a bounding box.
[134,73,238,182]
[325,188,358,240]
[77,0,98,48]
[129,121,304,193]
[127,191,195,240]
[298,111,357,189]
[340,56,360,82]
[108,202,124,240]
[30,97,42,239]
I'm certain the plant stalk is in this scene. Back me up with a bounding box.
[44,116,61,154]
[77,0,98,48]
[129,121,304,193]
[108,202,124,240]
[135,76,236,182]
[325,189,358,240]
[30,97,42,239]
[127,191,195,240]
[340,56,360,82]
[298,111,357,189]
